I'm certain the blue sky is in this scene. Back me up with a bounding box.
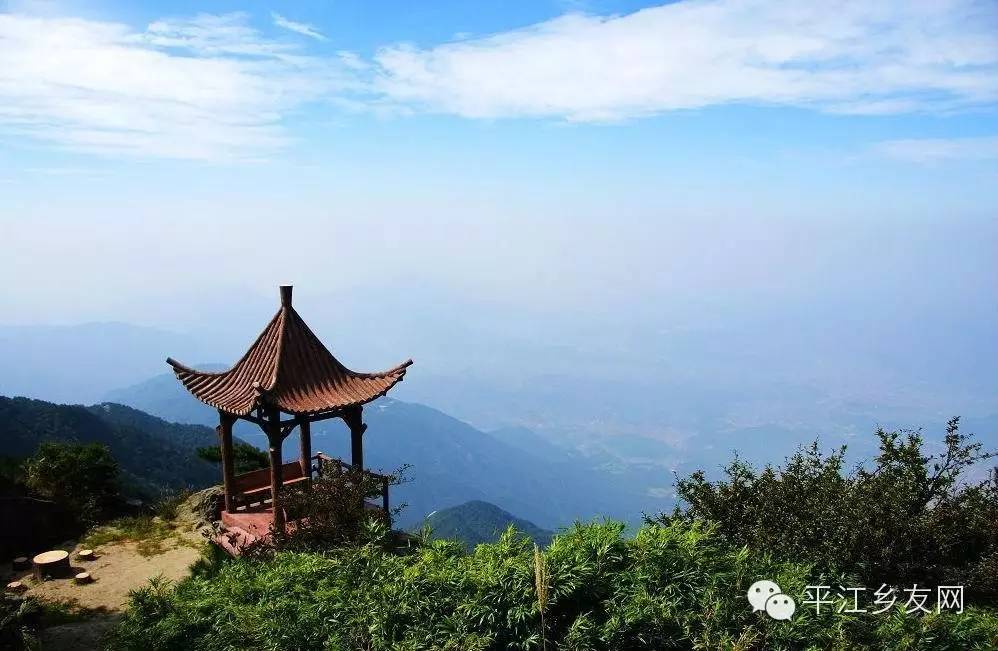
[1,0,998,452]
[0,0,996,328]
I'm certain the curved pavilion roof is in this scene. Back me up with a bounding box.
[167,286,412,417]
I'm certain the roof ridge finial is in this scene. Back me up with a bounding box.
[280,285,293,308]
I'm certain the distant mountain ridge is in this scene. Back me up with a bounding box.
[0,322,210,404]
[104,363,228,425]
[421,500,554,548]
[102,372,671,529]
[0,396,226,497]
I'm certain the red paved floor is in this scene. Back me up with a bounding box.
[221,509,278,539]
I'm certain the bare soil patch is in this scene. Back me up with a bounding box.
[3,512,211,650]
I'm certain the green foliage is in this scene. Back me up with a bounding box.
[195,442,268,474]
[23,441,120,527]
[668,418,998,601]
[153,488,193,521]
[82,489,203,556]
[249,466,408,555]
[1,595,42,651]
[0,595,40,651]
[0,397,222,497]
[83,515,181,556]
[109,520,998,651]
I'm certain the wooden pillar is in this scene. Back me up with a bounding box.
[217,411,236,513]
[351,428,364,470]
[343,405,368,470]
[266,408,285,532]
[299,419,312,486]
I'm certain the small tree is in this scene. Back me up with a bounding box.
[664,417,998,600]
[250,464,409,554]
[23,441,120,527]
[196,442,268,474]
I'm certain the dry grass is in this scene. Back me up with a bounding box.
[82,517,180,556]
[533,542,549,651]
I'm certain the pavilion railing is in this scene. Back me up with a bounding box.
[230,460,307,512]
[312,453,391,515]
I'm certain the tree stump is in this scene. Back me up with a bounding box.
[74,572,92,584]
[77,549,95,561]
[32,550,71,580]
[12,556,29,571]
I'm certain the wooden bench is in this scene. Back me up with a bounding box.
[226,456,391,515]
[231,461,309,511]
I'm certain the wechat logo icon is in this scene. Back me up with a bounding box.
[748,580,796,621]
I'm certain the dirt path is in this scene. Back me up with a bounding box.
[4,529,206,650]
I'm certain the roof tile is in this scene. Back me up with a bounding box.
[167,287,411,416]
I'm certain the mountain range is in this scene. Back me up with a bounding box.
[104,371,670,529]
[7,317,998,495]
[0,322,209,405]
[0,396,224,497]
[0,390,582,543]
[7,314,997,530]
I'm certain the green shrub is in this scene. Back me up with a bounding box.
[108,520,998,651]
[668,418,998,601]
[195,442,268,475]
[23,441,120,527]
[245,466,409,556]
[0,594,40,651]
[153,488,192,521]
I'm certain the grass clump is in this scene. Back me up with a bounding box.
[83,516,175,556]
[152,489,192,521]
[108,520,998,651]
[1,594,40,651]
[82,489,203,556]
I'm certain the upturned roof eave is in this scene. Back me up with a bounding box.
[166,286,412,418]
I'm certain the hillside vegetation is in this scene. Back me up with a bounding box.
[0,396,222,496]
[421,500,554,548]
[109,520,998,651]
[104,420,998,650]
[3,393,994,650]
[665,418,998,602]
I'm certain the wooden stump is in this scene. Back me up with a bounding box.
[77,549,95,561]
[5,581,26,593]
[32,550,71,580]
[12,556,29,571]
[74,572,92,585]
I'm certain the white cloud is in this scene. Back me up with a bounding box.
[1,2,997,161]
[25,166,110,176]
[272,13,326,41]
[373,0,998,120]
[0,12,347,160]
[875,136,998,164]
[141,13,298,56]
